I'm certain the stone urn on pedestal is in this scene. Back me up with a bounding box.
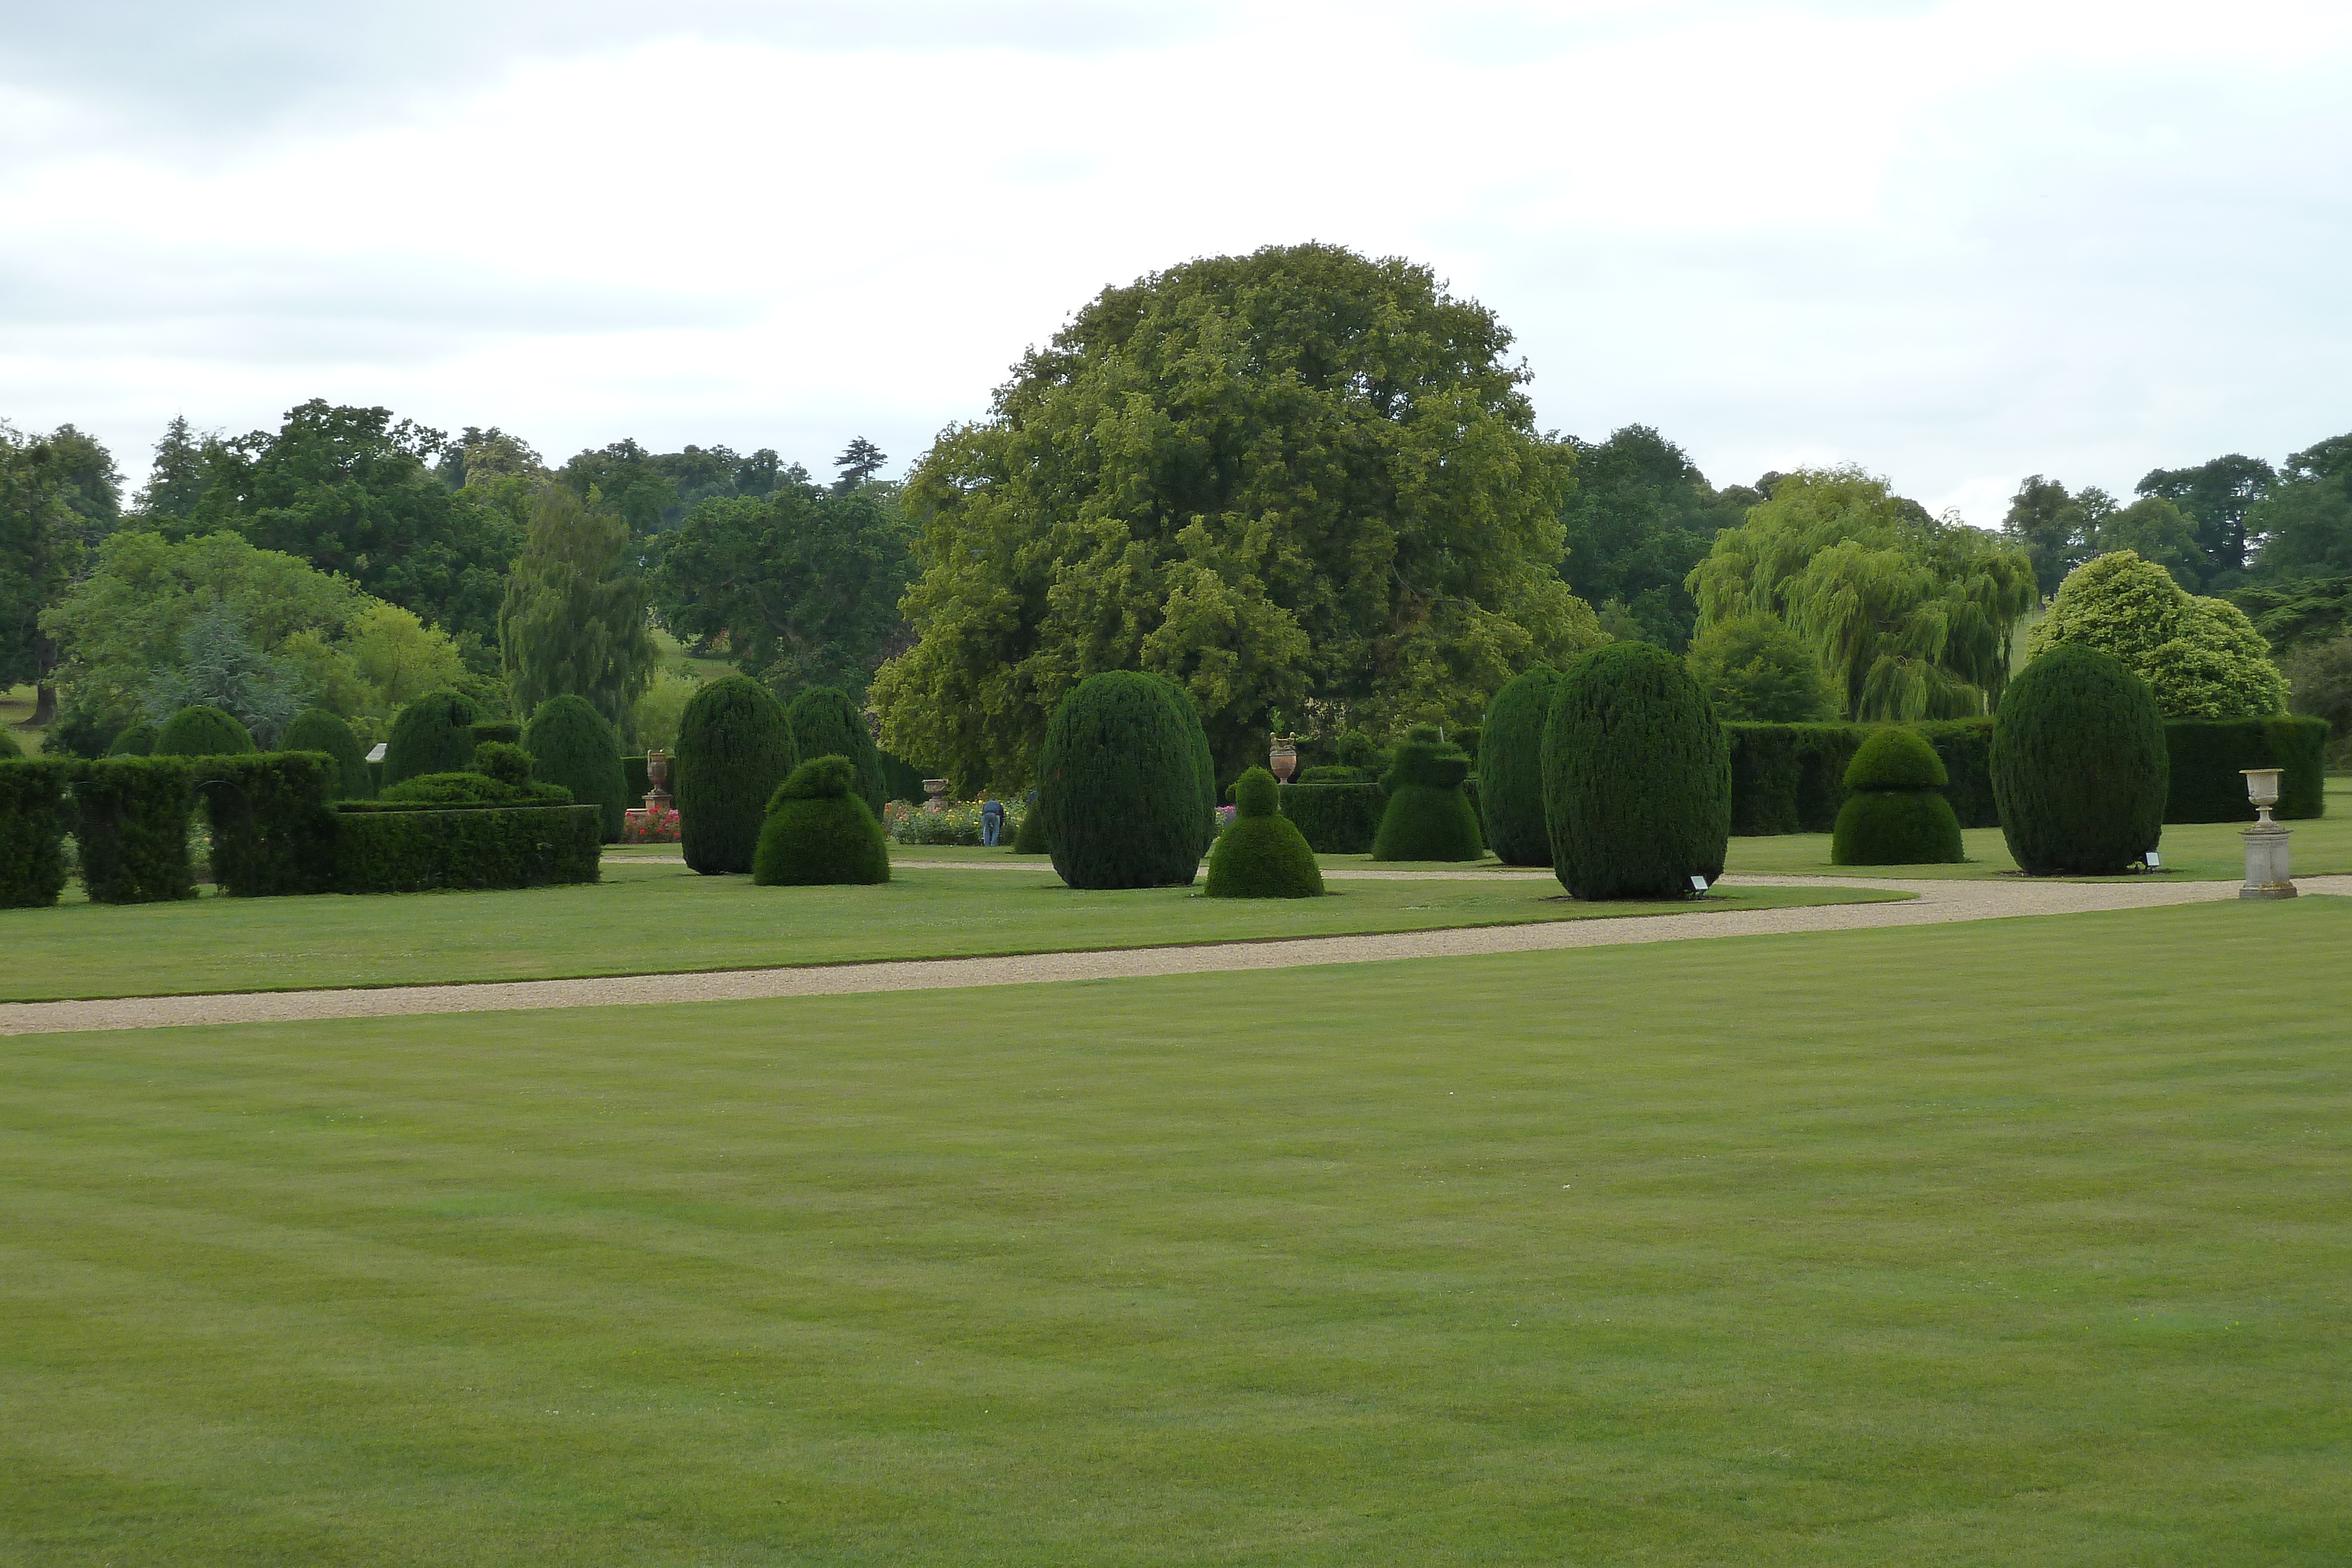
[923,778,951,814]
[1268,737,1298,784]
[643,749,673,814]
[2239,768,2297,900]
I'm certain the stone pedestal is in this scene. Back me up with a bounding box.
[2240,824,2297,900]
[923,778,950,814]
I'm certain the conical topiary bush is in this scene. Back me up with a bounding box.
[1039,671,1201,890]
[753,755,891,886]
[1541,642,1729,900]
[783,687,886,818]
[1371,726,1484,861]
[384,689,485,785]
[1478,666,1561,865]
[1993,644,2167,875]
[525,694,628,841]
[676,675,798,875]
[1832,728,1963,864]
[155,704,256,757]
[1205,767,1324,898]
[281,708,373,799]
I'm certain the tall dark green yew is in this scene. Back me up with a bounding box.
[783,687,886,818]
[281,708,373,800]
[1039,671,1202,890]
[1154,677,1220,858]
[155,705,256,757]
[676,675,797,875]
[1541,642,1729,900]
[384,689,485,786]
[1993,644,2168,874]
[525,695,628,841]
[0,760,73,907]
[1478,666,1562,865]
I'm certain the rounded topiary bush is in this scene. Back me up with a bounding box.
[1993,643,2168,874]
[1153,677,1220,857]
[385,688,485,785]
[1039,671,1202,890]
[1541,642,1729,900]
[1011,790,1048,854]
[524,694,627,841]
[281,708,372,799]
[783,687,886,819]
[753,755,891,886]
[1478,666,1562,865]
[155,704,256,757]
[1371,727,1484,861]
[1205,767,1324,898]
[1832,728,1962,865]
[471,741,535,789]
[106,721,158,758]
[676,675,797,875]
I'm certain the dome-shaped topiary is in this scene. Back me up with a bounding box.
[1541,642,1729,899]
[471,741,534,789]
[783,687,887,818]
[1011,788,1048,853]
[1832,727,1962,864]
[281,708,372,799]
[752,755,891,886]
[1478,666,1562,865]
[524,694,627,841]
[106,722,158,757]
[1038,671,1202,889]
[384,689,485,785]
[1205,767,1324,898]
[1371,727,1484,861]
[1993,643,2167,874]
[676,675,797,875]
[155,704,256,757]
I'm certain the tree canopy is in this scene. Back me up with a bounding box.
[1,422,123,718]
[2136,452,2276,582]
[499,487,658,726]
[1688,468,2036,720]
[2029,550,2287,718]
[559,439,783,539]
[868,242,1602,786]
[1557,425,1756,650]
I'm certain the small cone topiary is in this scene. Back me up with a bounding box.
[753,755,891,886]
[524,694,627,841]
[1993,643,2167,874]
[1371,726,1484,861]
[1478,666,1561,865]
[1205,767,1324,898]
[385,688,485,785]
[676,675,798,875]
[1039,671,1201,889]
[1832,728,1964,864]
[1541,642,1729,900]
[783,687,887,818]
[281,708,372,799]
[155,704,256,757]
[107,721,159,757]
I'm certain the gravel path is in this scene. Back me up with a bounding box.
[8,874,2341,1038]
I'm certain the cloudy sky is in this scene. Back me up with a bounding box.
[2,0,2347,523]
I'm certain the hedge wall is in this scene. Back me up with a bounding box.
[201,752,342,897]
[2163,717,2328,823]
[0,759,75,908]
[74,755,197,904]
[332,804,603,894]
[1277,781,1385,853]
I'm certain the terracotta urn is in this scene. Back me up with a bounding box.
[1269,737,1298,784]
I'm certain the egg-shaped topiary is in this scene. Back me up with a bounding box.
[1993,643,2168,874]
[524,694,627,841]
[783,687,887,818]
[1541,642,1729,900]
[1038,671,1202,889]
[280,708,372,799]
[1152,677,1220,858]
[676,675,798,875]
[1478,666,1562,865]
[155,704,256,757]
[106,722,158,757]
[1371,726,1484,861]
[1205,767,1324,898]
[1832,727,1962,865]
[384,688,485,785]
[752,755,891,886]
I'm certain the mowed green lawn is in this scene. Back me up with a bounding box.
[0,865,1896,1003]
[5,898,2348,1564]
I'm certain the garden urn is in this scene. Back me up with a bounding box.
[1269,737,1298,784]
[644,749,673,811]
[924,778,950,814]
[2239,768,2295,900]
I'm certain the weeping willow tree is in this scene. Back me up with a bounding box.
[1686,468,2039,719]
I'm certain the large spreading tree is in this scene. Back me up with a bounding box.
[1556,425,1757,650]
[868,242,1603,786]
[1,422,122,724]
[498,487,659,726]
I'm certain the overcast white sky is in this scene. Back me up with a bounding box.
[3,0,2347,524]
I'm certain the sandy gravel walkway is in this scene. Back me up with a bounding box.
[8,874,2341,1038]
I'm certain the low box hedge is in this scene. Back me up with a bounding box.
[74,755,198,904]
[332,804,603,894]
[1277,781,1385,853]
[2163,717,2328,823]
[0,759,76,908]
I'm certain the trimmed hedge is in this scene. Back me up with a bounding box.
[1726,719,2000,835]
[753,755,891,886]
[0,759,74,907]
[379,771,572,808]
[106,722,158,757]
[783,687,887,818]
[1277,782,1385,852]
[1831,730,1962,865]
[1542,643,1730,900]
[331,804,603,894]
[526,696,628,841]
[1480,666,1563,865]
[282,708,373,800]
[1039,671,1201,890]
[156,704,256,757]
[1372,728,1484,861]
[677,675,797,875]
[385,689,485,785]
[2163,717,2328,823]
[472,721,523,748]
[1206,768,1324,898]
[74,755,197,904]
[198,751,342,897]
[1993,644,2169,875]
